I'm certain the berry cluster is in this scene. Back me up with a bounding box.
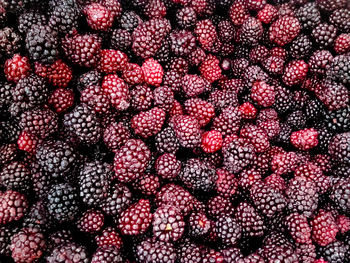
[0,0,349,262]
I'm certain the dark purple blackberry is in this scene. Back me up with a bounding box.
[326,55,350,85]
[234,202,266,237]
[273,85,292,115]
[46,229,73,252]
[0,226,18,257]
[289,34,312,59]
[0,27,21,58]
[250,182,287,218]
[328,132,350,165]
[17,11,47,34]
[295,242,316,263]
[0,161,31,192]
[312,23,337,48]
[243,65,270,88]
[79,161,112,207]
[295,2,321,30]
[176,7,196,29]
[324,106,350,132]
[329,8,350,33]
[101,183,132,216]
[152,205,185,242]
[305,99,326,122]
[240,17,264,46]
[64,104,101,145]
[286,177,318,217]
[103,122,130,152]
[315,126,333,153]
[309,50,334,76]
[319,241,349,263]
[0,121,21,143]
[206,195,234,220]
[332,164,350,177]
[261,244,299,262]
[217,19,235,42]
[48,1,78,34]
[47,243,89,263]
[10,227,46,263]
[188,211,211,238]
[179,158,216,192]
[110,29,132,51]
[330,178,350,214]
[317,0,347,12]
[177,241,202,263]
[0,144,17,166]
[155,127,180,154]
[169,30,196,57]
[286,110,306,130]
[119,10,141,32]
[130,85,153,111]
[22,201,52,231]
[136,238,176,263]
[153,86,174,113]
[223,139,255,174]
[19,108,58,138]
[77,70,102,90]
[35,140,76,176]
[231,58,249,78]
[215,216,242,246]
[25,24,58,64]
[46,183,79,223]
[154,36,172,65]
[11,74,49,116]
[91,246,123,263]
[0,81,13,114]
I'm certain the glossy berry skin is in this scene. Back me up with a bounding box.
[4,54,30,83]
[34,60,72,88]
[84,3,114,31]
[251,80,275,107]
[282,60,309,86]
[118,199,152,235]
[131,107,166,138]
[201,130,223,153]
[269,16,301,46]
[97,49,128,74]
[311,211,338,246]
[48,88,74,114]
[291,128,318,151]
[141,58,164,86]
[102,74,130,111]
[239,102,257,119]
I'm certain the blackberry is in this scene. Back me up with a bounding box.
[119,10,141,32]
[295,2,321,31]
[319,241,349,263]
[286,177,318,217]
[169,30,196,57]
[153,86,174,112]
[46,183,79,223]
[25,24,58,64]
[176,7,197,29]
[215,216,242,246]
[261,244,299,262]
[91,246,123,263]
[312,23,337,48]
[319,80,349,111]
[326,55,350,85]
[136,238,176,263]
[172,115,201,148]
[315,126,333,153]
[101,183,132,216]
[17,11,47,34]
[177,241,202,263]
[77,70,102,90]
[295,242,316,263]
[10,228,45,263]
[11,74,49,115]
[188,211,211,237]
[240,17,264,46]
[23,201,52,231]
[35,140,76,176]
[273,85,292,114]
[324,106,350,132]
[286,110,306,130]
[48,1,78,34]
[289,34,312,59]
[285,213,311,244]
[330,178,350,214]
[0,27,22,58]
[0,144,17,166]
[328,132,350,165]
[64,104,101,144]
[234,202,266,237]
[0,161,31,192]
[309,50,334,76]
[79,161,112,207]
[250,182,287,218]
[317,0,347,12]
[304,99,326,123]
[103,122,130,152]
[110,29,132,51]
[77,208,104,234]
[47,243,89,263]
[0,226,17,256]
[179,158,216,192]
[329,8,350,33]
[0,190,28,224]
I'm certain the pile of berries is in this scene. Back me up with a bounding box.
[0,0,349,262]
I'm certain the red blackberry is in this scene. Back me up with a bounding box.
[212,106,241,137]
[136,238,176,263]
[334,33,350,54]
[295,242,317,263]
[312,23,338,48]
[229,0,249,26]
[0,190,28,224]
[234,202,266,237]
[101,74,130,111]
[309,50,334,77]
[77,209,104,233]
[250,80,275,107]
[101,183,132,216]
[97,49,128,74]
[103,122,130,152]
[282,59,308,86]
[10,228,45,263]
[132,18,171,59]
[144,0,166,18]
[35,60,72,88]
[133,173,160,196]
[4,54,30,83]
[214,169,237,198]
[285,213,312,244]
[83,2,114,31]
[291,128,319,151]
[249,45,270,64]
[260,243,299,262]
[47,243,89,263]
[155,153,181,180]
[181,74,205,98]
[269,16,301,46]
[172,115,201,148]
[62,33,102,68]
[131,107,165,138]
[258,4,278,24]
[46,183,79,223]
[194,19,218,51]
[223,137,256,174]
[240,124,270,153]
[328,132,350,165]
[184,98,215,127]
[239,102,257,120]
[113,139,150,183]
[311,210,338,246]
[63,104,101,144]
[286,177,319,217]
[243,65,270,88]
[141,58,163,86]
[215,216,242,246]
[95,227,122,249]
[201,130,223,154]
[153,86,174,112]
[0,161,31,192]
[240,17,264,46]
[122,63,144,85]
[155,127,180,154]
[91,246,123,263]
[199,54,222,83]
